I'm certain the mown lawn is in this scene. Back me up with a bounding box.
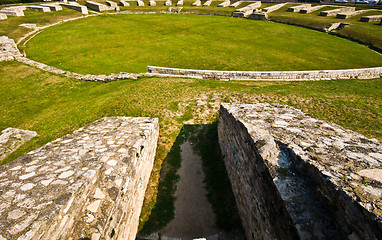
[24,14,382,75]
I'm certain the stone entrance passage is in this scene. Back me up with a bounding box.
[160,141,219,240]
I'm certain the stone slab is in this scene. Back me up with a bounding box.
[204,0,213,7]
[319,7,355,17]
[176,0,183,6]
[149,0,156,6]
[230,1,242,8]
[287,4,310,12]
[261,2,286,13]
[233,1,261,18]
[336,9,369,19]
[85,1,109,11]
[192,0,201,6]
[0,117,159,240]
[26,5,51,12]
[217,1,230,7]
[41,4,63,11]
[0,128,37,162]
[0,9,24,17]
[360,15,382,22]
[299,5,327,14]
[0,13,6,20]
[0,36,22,62]
[137,0,145,6]
[119,0,130,6]
[218,103,382,240]
[248,12,267,20]
[165,0,172,6]
[60,3,88,14]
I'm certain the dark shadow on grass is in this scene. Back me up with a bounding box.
[138,123,243,236]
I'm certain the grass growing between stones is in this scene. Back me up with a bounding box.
[1,61,381,233]
[24,14,382,75]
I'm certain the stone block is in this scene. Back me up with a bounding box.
[0,117,159,240]
[360,15,382,22]
[86,1,109,11]
[149,0,156,6]
[0,36,22,62]
[192,0,201,6]
[319,7,355,17]
[119,0,130,6]
[230,1,242,8]
[0,9,24,17]
[60,3,89,14]
[176,0,183,6]
[217,1,230,7]
[41,4,63,11]
[106,0,120,10]
[287,4,310,12]
[137,0,145,6]
[218,103,382,240]
[233,1,261,18]
[169,6,182,12]
[261,2,286,13]
[248,12,268,20]
[204,0,213,7]
[299,5,326,14]
[0,13,7,20]
[165,0,172,6]
[26,5,51,12]
[336,9,368,19]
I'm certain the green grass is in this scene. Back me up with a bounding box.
[25,14,382,75]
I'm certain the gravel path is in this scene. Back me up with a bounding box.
[160,141,219,240]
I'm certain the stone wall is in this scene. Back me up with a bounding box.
[0,117,159,240]
[0,36,22,62]
[218,103,382,240]
[147,65,382,81]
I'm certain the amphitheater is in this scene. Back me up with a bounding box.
[0,0,382,240]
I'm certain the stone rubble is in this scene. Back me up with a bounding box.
[0,128,38,162]
[0,117,159,240]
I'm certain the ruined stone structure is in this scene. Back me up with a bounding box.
[0,13,6,20]
[336,9,369,19]
[192,0,201,6]
[287,4,310,13]
[165,0,172,6]
[261,2,286,13]
[218,103,382,240]
[0,36,22,62]
[86,1,111,12]
[176,0,183,6]
[0,117,159,240]
[203,0,213,7]
[217,1,230,7]
[319,7,355,17]
[147,66,382,81]
[40,4,63,11]
[230,1,242,8]
[60,2,89,14]
[25,5,51,12]
[119,0,130,7]
[232,1,261,18]
[299,5,327,14]
[149,0,157,6]
[0,6,24,17]
[361,15,382,22]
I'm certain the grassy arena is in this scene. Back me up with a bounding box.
[25,14,382,75]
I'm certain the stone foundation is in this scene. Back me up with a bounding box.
[60,3,89,14]
[41,4,63,11]
[336,10,369,19]
[361,15,382,22]
[287,4,310,13]
[0,117,159,240]
[218,103,382,240]
[319,7,355,17]
[261,3,286,13]
[26,5,51,12]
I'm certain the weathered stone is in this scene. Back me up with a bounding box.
[137,0,145,6]
[218,103,382,240]
[360,15,382,22]
[217,1,230,7]
[176,0,183,6]
[261,2,286,13]
[248,12,267,20]
[119,0,130,6]
[147,66,382,81]
[86,1,110,11]
[204,0,213,7]
[41,4,63,11]
[0,117,159,240]
[0,128,37,162]
[192,0,201,6]
[287,4,310,12]
[336,9,368,19]
[319,7,355,17]
[232,1,261,18]
[26,5,51,12]
[106,0,120,10]
[229,1,242,8]
[60,2,88,14]
[169,6,182,13]
[149,0,156,6]
[299,5,327,14]
[0,7,24,17]
[0,13,7,20]
[164,0,172,6]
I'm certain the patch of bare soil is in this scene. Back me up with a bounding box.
[160,141,219,240]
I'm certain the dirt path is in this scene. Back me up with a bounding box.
[159,141,219,240]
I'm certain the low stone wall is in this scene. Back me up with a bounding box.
[0,8,24,16]
[0,13,6,20]
[192,0,201,6]
[361,15,382,22]
[204,0,213,7]
[218,103,382,240]
[336,9,369,19]
[120,0,130,7]
[287,4,310,13]
[86,1,110,12]
[41,4,63,11]
[261,2,286,13]
[217,1,230,7]
[0,117,159,240]
[176,0,183,6]
[299,5,327,14]
[319,7,355,17]
[230,1,242,8]
[147,65,382,81]
[233,1,261,18]
[26,5,51,12]
[60,3,89,14]
[0,36,22,61]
